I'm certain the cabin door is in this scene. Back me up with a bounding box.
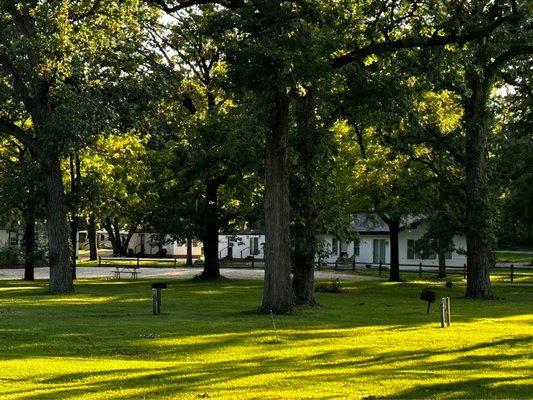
[373,239,386,263]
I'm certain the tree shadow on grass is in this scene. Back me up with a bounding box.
[3,337,531,400]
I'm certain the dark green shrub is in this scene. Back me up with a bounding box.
[0,245,22,266]
[315,278,343,293]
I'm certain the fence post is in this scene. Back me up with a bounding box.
[251,256,255,269]
[98,256,101,267]
[510,264,514,283]
[419,262,422,278]
[463,263,467,279]
[352,258,356,272]
[137,257,139,268]
[174,257,177,268]
[379,261,382,276]
[334,260,338,271]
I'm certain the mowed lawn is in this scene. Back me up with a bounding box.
[0,278,532,399]
[494,251,533,265]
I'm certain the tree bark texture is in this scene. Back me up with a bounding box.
[261,90,294,313]
[69,154,81,279]
[69,217,79,279]
[463,55,493,299]
[102,218,123,256]
[199,180,221,280]
[185,236,193,266]
[101,218,137,256]
[23,214,36,281]
[88,214,98,260]
[42,156,73,293]
[387,218,401,282]
[292,89,318,306]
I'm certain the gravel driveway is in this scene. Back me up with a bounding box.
[0,266,376,281]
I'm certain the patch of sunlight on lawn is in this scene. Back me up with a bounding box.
[0,279,531,399]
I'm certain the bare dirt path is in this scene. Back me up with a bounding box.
[0,266,376,281]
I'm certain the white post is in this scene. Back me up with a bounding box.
[446,297,452,326]
[441,297,451,327]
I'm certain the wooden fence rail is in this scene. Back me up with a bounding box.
[315,260,532,282]
[98,256,178,268]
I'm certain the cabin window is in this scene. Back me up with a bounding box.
[353,239,360,256]
[407,240,419,260]
[331,238,338,256]
[373,239,386,263]
[250,237,259,255]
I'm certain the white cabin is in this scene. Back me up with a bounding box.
[318,214,467,266]
[218,230,265,260]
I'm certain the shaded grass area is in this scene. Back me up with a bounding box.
[493,251,533,264]
[0,279,532,399]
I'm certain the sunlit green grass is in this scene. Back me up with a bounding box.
[0,278,531,399]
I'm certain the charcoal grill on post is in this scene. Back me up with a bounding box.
[420,289,436,314]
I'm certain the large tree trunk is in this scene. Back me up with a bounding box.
[102,217,123,256]
[112,218,125,255]
[463,52,493,299]
[69,217,79,279]
[185,236,193,266]
[69,154,81,279]
[88,214,98,260]
[199,180,221,280]
[382,215,401,282]
[438,243,446,278]
[123,223,138,255]
[292,89,318,306]
[42,156,73,293]
[261,90,294,313]
[23,214,36,281]
[23,179,36,281]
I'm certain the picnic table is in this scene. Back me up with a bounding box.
[111,265,141,279]
[98,257,142,279]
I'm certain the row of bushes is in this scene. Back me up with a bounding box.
[0,245,46,266]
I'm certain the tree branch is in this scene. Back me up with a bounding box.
[486,44,533,80]
[0,52,32,106]
[144,0,244,13]
[332,13,514,68]
[0,118,38,155]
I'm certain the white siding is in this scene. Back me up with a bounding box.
[218,234,265,259]
[317,222,467,267]
[128,233,202,257]
[399,224,467,266]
